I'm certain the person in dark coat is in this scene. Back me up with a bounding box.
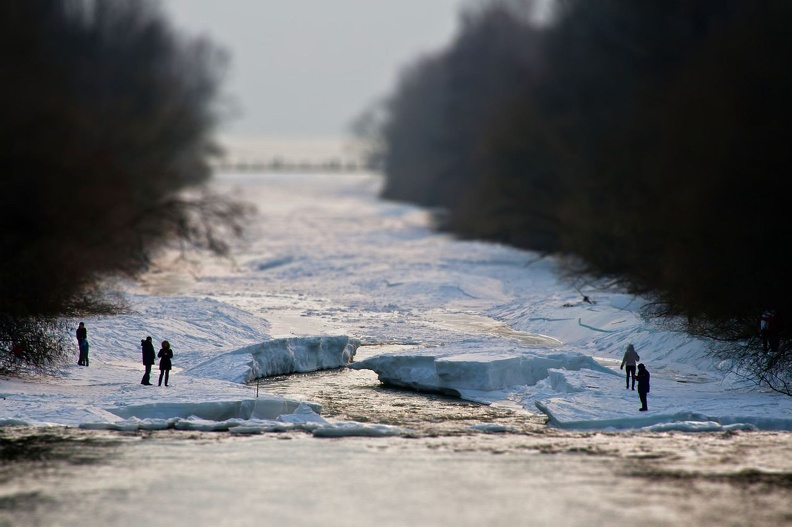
[636,363,650,411]
[157,340,173,387]
[76,322,89,366]
[760,308,782,353]
[140,336,156,385]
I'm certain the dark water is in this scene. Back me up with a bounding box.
[258,344,548,437]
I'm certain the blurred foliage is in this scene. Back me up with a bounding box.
[0,316,71,375]
[361,0,792,393]
[0,0,249,373]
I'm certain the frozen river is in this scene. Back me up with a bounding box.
[5,344,792,526]
[3,171,792,526]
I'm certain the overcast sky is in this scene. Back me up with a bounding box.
[159,0,469,141]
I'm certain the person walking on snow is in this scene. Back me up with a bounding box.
[157,340,173,387]
[636,363,650,411]
[620,343,640,390]
[140,336,156,385]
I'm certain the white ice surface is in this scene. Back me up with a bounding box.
[3,172,792,433]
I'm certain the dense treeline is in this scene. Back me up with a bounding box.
[0,0,246,374]
[367,0,792,392]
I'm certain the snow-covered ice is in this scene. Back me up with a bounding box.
[3,172,792,434]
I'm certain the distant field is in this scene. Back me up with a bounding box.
[216,135,367,171]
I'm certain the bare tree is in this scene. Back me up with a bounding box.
[0,0,249,373]
[371,0,792,392]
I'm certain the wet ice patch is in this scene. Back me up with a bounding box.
[104,396,320,422]
[313,422,408,438]
[468,423,519,433]
[645,421,758,433]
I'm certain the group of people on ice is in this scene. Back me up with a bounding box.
[76,308,780,405]
[140,336,173,386]
[620,343,650,412]
[618,309,783,413]
[74,322,173,386]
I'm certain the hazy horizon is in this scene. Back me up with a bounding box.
[160,0,469,142]
[217,135,366,165]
